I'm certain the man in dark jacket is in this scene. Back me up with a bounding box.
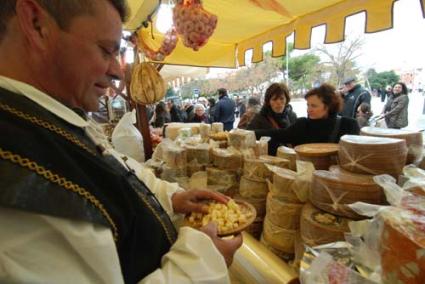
[214,88,236,131]
[167,99,184,122]
[340,77,371,118]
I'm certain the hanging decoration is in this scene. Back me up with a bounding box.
[138,27,179,61]
[173,0,218,51]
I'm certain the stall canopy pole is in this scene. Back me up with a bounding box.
[135,103,153,160]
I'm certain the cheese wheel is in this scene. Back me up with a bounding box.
[165,123,201,140]
[234,194,267,218]
[163,146,187,169]
[262,218,296,253]
[243,158,271,181]
[259,155,290,169]
[185,144,209,165]
[271,168,305,203]
[277,146,297,171]
[300,203,349,247]
[199,123,211,138]
[239,176,268,199]
[295,143,339,170]
[266,193,303,229]
[206,167,238,187]
[211,122,224,134]
[311,168,386,219]
[339,135,407,176]
[361,126,423,164]
[228,129,257,149]
[211,148,242,170]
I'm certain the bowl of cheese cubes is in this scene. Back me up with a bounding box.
[185,199,256,236]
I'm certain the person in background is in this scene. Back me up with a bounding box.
[167,99,184,122]
[247,83,297,154]
[340,77,371,119]
[151,101,171,128]
[235,96,246,118]
[190,104,210,123]
[214,88,236,131]
[0,0,242,283]
[381,82,409,129]
[207,98,216,122]
[183,102,194,122]
[382,85,392,103]
[237,96,261,129]
[254,84,360,155]
[356,102,373,128]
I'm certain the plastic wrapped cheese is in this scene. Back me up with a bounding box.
[228,129,256,149]
[339,135,407,177]
[360,126,423,164]
[310,167,386,219]
[294,143,339,170]
[277,146,297,171]
[300,203,350,247]
[239,176,268,199]
[266,193,303,230]
[262,217,296,253]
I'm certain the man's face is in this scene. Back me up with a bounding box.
[43,0,123,111]
[344,81,355,92]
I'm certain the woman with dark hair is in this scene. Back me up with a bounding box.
[151,101,171,128]
[381,82,409,129]
[254,83,360,155]
[247,83,297,130]
[356,102,373,128]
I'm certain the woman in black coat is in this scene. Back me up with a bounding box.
[255,84,360,155]
[247,83,297,153]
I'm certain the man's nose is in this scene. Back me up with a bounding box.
[108,57,124,81]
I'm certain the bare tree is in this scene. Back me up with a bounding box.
[315,36,364,86]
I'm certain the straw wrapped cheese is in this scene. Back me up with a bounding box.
[339,135,407,176]
[262,218,296,253]
[310,167,386,219]
[266,193,303,230]
[269,166,308,203]
[277,146,297,171]
[294,143,339,170]
[239,176,268,199]
[300,203,350,247]
[360,126,423,164]
[211,148,242,170]
[163,145,187,169]
[243,158,270,181]
[259,155,289,168]
[228,129,256,149]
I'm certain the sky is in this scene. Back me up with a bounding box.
[210,0,425,77]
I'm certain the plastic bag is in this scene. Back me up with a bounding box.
[112,110,145,162]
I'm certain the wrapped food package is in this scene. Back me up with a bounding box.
[300,203,350,247]
[228,129,257,149]
[239,176,268,199]
[310,167,386,219]
[294,143,339,170]
[262,217,297,254]
[211,122,224,134]
[338,135,407,177]
[185,143,209,165]
[162,144,187,169]
[267,162,315,203]
[211,148,242,170]
[266,193,303,230]
[361,126,423,164]
[277,146,297,171]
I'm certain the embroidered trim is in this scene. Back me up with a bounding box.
[0,147,119,241]
[0,102,96,156]
[134,189,175,244]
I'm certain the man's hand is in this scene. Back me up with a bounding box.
[200,223,243,267]
[171,190,230,214]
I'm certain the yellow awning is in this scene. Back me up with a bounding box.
[125,0,416,68]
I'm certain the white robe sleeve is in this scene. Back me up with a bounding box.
[0,207,230,284]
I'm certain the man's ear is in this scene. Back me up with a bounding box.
[15,0,54,51]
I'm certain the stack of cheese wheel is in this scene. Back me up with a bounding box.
[277,146,297,171]
[262,217,297,254]
[338,135,407,177]
[266,193,303,230]
[300,203,350,247]
[360,126,423,164]
[269,167,305,204]
[260,235,295,262]
[294,143,339,170]
[310,166,386,219]
[239,176,268,199]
